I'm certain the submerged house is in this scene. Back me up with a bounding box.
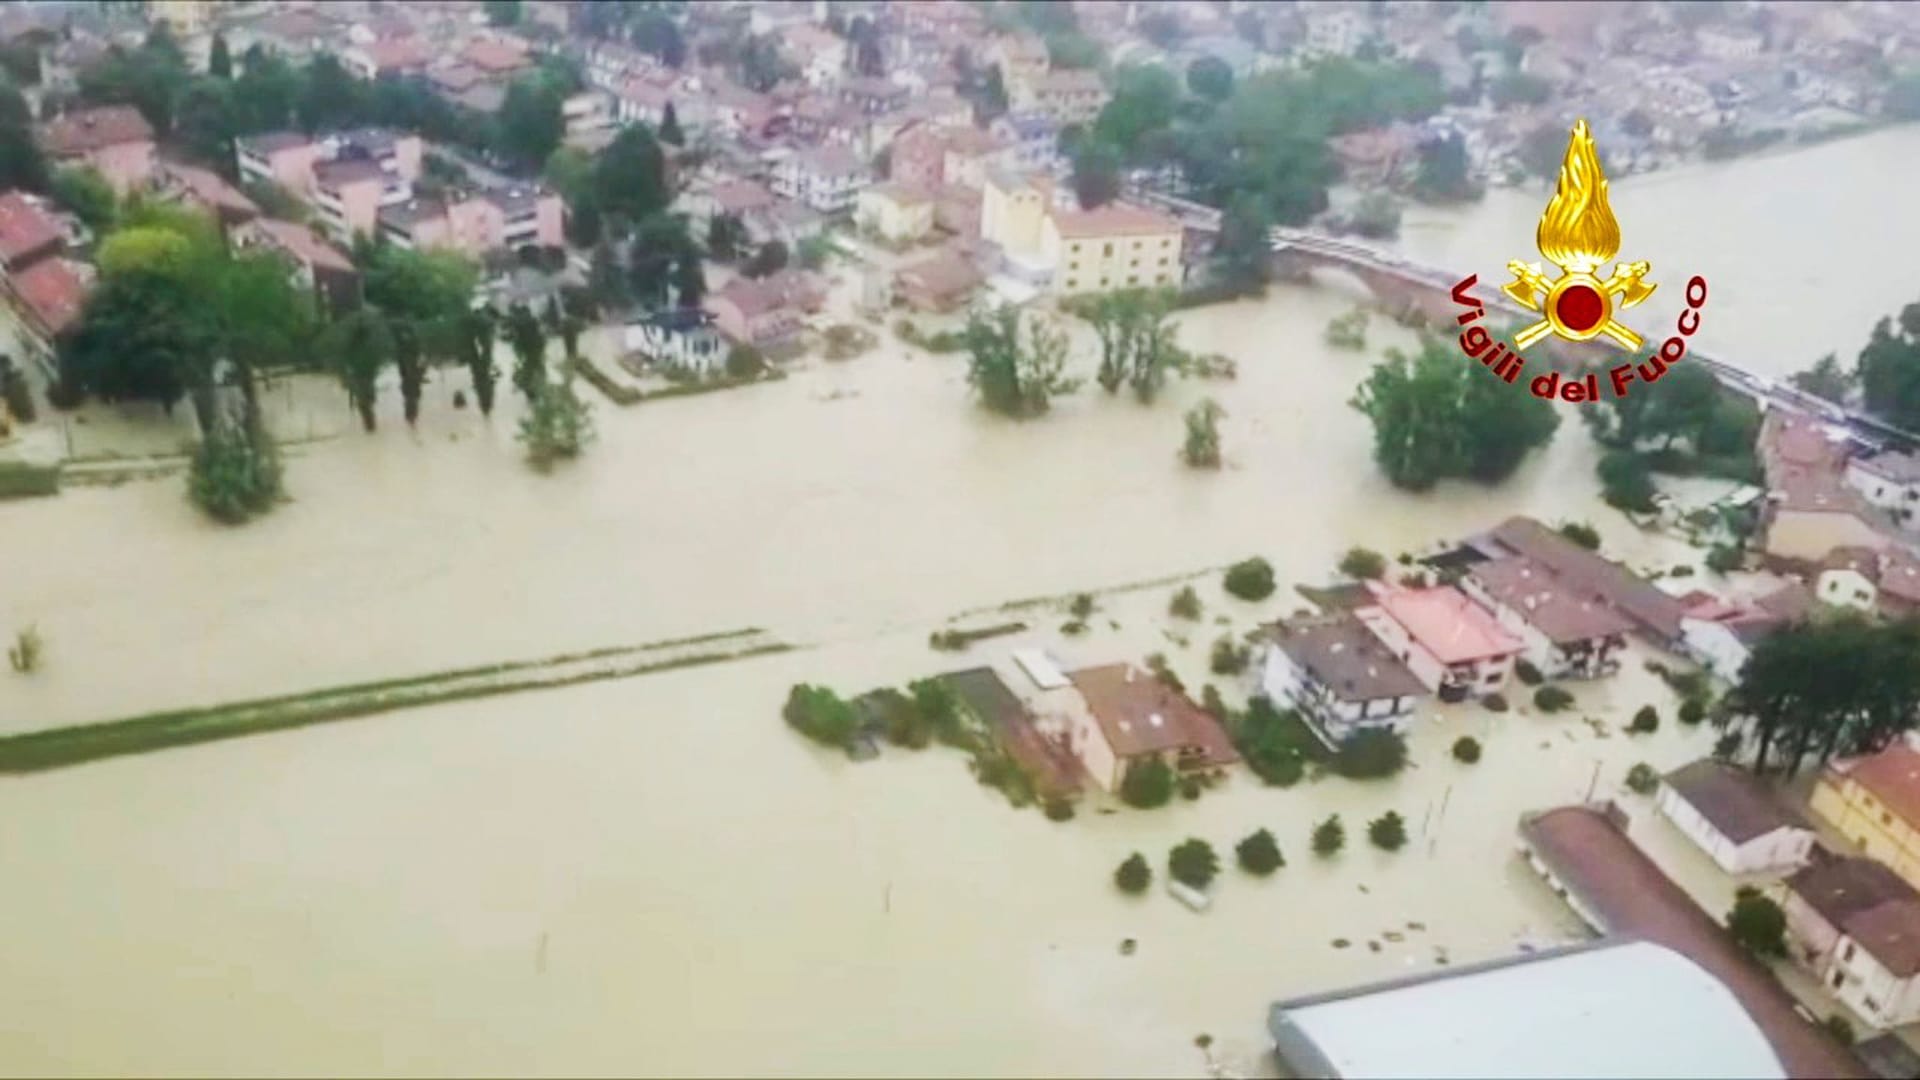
[1355,584,1523,702]
[1259,612,1427,744]
[1783,854,1920,1028]
[1657,759,1816,875]
[1065,663,1237,793]
[1460,555,1635,679]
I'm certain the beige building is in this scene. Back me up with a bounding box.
[1811,735,1920,894]
[854,183,934,244]
[980,169,1052,261]
[1042,202,1183,295]
[1758,412,1894,571]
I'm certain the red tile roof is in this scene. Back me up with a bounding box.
[461,38,531,74]
[252,218,355,275]
[10,256,88,339]
[1370,584,1524,665]
[1068,663,1238,765]
[38,105,154,156]
[0,190,64,268]
[1786,855,1920,977]
[162,161,261,221]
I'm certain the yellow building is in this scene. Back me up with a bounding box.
[980,169,1051,260]
[149,0,215,38]
[1042,202,1183,295]
[854,183,934,244]
[1810,736,1920,892]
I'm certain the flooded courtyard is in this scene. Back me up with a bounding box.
[2,127,1919,1076]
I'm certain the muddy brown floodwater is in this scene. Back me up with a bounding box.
[2,127,1918,1077]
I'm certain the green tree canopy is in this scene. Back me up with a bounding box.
[1350,336,1559,491]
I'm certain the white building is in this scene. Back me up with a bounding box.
[1258,613,1426,745]
[1678,581,1810,683]
[624,308,725,377]
[1458,556,1635,680]
[1845,451,1920,525]
[1783,855,1920,1028]
[1657,759,1816,875]
[771,145,870,214]
[1302,8,1369,58]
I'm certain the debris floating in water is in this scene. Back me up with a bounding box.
[1331,938,1350,949]
[1119,938,1137,956]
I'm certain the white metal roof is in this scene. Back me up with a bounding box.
[1011,648,1069,691]
[1269,940,1785,1079]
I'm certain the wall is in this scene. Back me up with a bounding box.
[1655,785,1812,874]
[1680,618,1749,683]
[1811,776,1920,892]
[1071,710,1120,792]
[83,140,157,195]
[980,177,1044,259]
[1817,568,1877,612]
[1044,223,1182,295]
[1765,510,1888,566]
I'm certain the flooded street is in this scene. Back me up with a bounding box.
[2,127,1917,1076]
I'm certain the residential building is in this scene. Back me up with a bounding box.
[624,308,724,377]
[1516,804,1867,1079]
[680,177,778,234]
[157,159,260,230]
[378,186,563,257]
[855,183,934,244]
[1355,584,1523,702]
[703,275,806,353]
[1819,545,1883,612]
[1269,940,1786,1080]
[892,248,981,312]
[1302,7,1369,58]
[615,75,676,128]
[1018,69,1110,127]
[459,37,532,80]
[1484,516,1689,647]
[988,35,1050,91]
[940,126,1010,190]
[1657,759,1816,875]
[1042,201,1184,295]
[888,123,951,189]
[989,112,1062,173]
[313,159,406,240]
[234,217,360,315]
[839,76,910,116]
[1811,734,1920,893]
[1065,662,1238,793]
[37,106,155,194]
[562,91,615,139]
[236,132,322,194]
[342,37,431,80]
[1845,451,1920,524]
[979,169,1052,261]
[1259,612,1426,744]
[933,182,982,239]
[771,145,869,214]
[1758,412,1892,571]
[1782,855,1920,1027]
[1459,556,1635,679]
[0,191,66,272]
[0,191,86,366]
[780,22,847,88]
[1679,581,1812,683]
[941,666,1081,801]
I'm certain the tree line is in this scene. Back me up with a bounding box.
[1723,616,1920,778]
[1790,301,1920,436]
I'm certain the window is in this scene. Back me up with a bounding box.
[1159,257,1168,266]
[1832,970,1847,990]
[1071,242,1082,254]
[1066,278,1078,290]
[1844,942,1857,961]
[1884,811,1894,826]
[1127,274,1137,284]
[1103,243,1113,256]
[1129,259,1138,268]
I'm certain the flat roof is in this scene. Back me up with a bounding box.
[1270,939,1785,1079]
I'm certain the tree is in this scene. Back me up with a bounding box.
[1070,139,1121,210]
[1114,852,1151,894]
[1093,65,1180,163]
[0,82,48,193]
[1725,616,1920,778]
[594,126,669,226]
[1188,56,1234,102]
[1169,585,1202,619]
[328,310,390,431]
[1518,122,1567,180]
[1119,756,1175,808]
[1534,685,1575,713]
[460,310,499,416]
[1858,312,1920,430]
[1335,727,1408,779]
[484,0,523,27]
[1598,449,1659,512]
[1348,191,1400,239]
[1223,557,1274,601]
[296,53,361,133]
[1792,352,1854,404]
[962,305,1079,419]
[1489,71,1552,107]
[1338,547,1386,580]
[1630,705,1660,735]
[1312,814,1345,856]
[391,318,426,426]
[498,77,564,171]
[1413,132,1477,202]
[1084,287,1186,401]
[188,415,281,523]
[673,254,705,308]
[49,167,116,232]
[587,239,630,312]
[1725,886,1788,958]
[504,303,547,400]
[1168,838,1220,890]
[1236,695,1309,786]
[1236,828,1283,875]
[1182,398,1224,468]
[742,239,789,279]
[208,33,232,80]
[1351,337,1558,491]
[1368,811,1408,851]
[0,41,41,87]
[659,101,684,146]
[1211,193,1271,292]
[726,344,766,379]
[783,684,859,750]
[1558,522,1601,550]
[1452,736,1482,764]
[518,379,595,467]
[707,213,748,262]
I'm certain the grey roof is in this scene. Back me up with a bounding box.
[1490,517,1687,642]
[1272,612,1426,703]
[1855,451,1920,485]
[941,667,1026,729]
[1662,759,1811,844]
[1468,555,1637,645]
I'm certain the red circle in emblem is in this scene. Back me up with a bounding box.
[1555,285,1605,332]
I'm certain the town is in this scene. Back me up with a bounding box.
[4,1,1920,1078]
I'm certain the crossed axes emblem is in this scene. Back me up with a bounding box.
[1500,260,1656,352]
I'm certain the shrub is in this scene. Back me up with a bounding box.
[1201,684,1227,718]
[1514,658,1544,686]
[1679,697,1708,726]
[9,625,43,673]
[1482,692,1509,713]
[1725,884,1788,958]
[783,684,859,751]
[1169,838,1221,890]
[1368,811,1408,851]
[929,629,966,651]
[188,422,283,524]
[725,344,767,379]
[1625,762,1660,794]
[1114,852,1151,894]
[869,688,931,749]
[1707,544,1744,574]
[1670,564,1695,578]
[1558,521,1601,550]
[1338,547,1386,580]
[0,359,34,423]
[1223,557,1276,601]
[1060,619,1088,635]
[1209,635,1250,675]
[1713,731,1743,760]
[1236,694,1315,786]
[1146,652,1185,694]
[1629,705,1659,734]
[1120,757,1176,809]
[1453,736,1482,764]
[1533,685,1574,713]
[1334,727,1407,779]
[1169,585,1203,620]
[1823,1014,1856,1046]
[1070,593,1096,619]
[1179,776,1202,800]
[517,380,596,468]
[1044,796,1075,822]
[1236,828,1284,875]
[1312,814,1345,856]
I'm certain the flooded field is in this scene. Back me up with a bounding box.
[2,127,1917,1076]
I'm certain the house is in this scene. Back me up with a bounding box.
[233,217,360,315]
[703,275,805,353]
[942,667,1081,800]
[1269,940,1787,1080]
[0,191,85,367]
[771,145,869,213]
[1355,584,1524,702]
[1758,412,1892,571]
[342,37,431,80]
[1018,69,1110,127]
[615,74,675,127]
[1811,734,1920,893]
[979,168,1052,262]
[1782,855,1920,1027]
[1679,580,1812,683]
[780,22,847,88]
[887,122,951,189]
[1065,662,1237,794]
[0,191,66,272]
[561,91,615,140]
[37,106,155,194]
[1485,516,1690,648]
[1517,804,1867,1079]
[680,177,779,233]
[940,126,1009,189]
[1459,556,1635,679]
[1258,612,1427,744]
[932,182,982,238]
[1657,759,1816,874]
[1845,451,1920,525]
[988,35,1050,91]
[839,75,910,116]
[1815,546,1920,617]
[313,159,402,240]
[1042,201,1184,295]
[854,182,934,244]
[989,111,1062,172]
[624,307,724,376]
[893,248,981,312]
[157,159,260,230]
[459,37,533,79]
[236,132,322,194]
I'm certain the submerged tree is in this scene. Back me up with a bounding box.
[1182,398,1224,468]
[328,310,392,432]
[963,304,1079,418]
[505,303,548,400]
[461,310,499,416]
[1350,336,1558,491]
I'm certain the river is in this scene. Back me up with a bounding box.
[1,126,1916,1077]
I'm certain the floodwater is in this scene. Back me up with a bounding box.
[1,126,1917,1076]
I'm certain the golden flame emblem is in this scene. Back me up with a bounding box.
[1502,119,1655,351]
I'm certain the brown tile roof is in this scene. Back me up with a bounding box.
[1490,516,1688,642]
[161,160,260,221]
[1067,663,1238,765]
[359,37,430,73]
[707,275,792,320]
[1786,856,1920,977]
[461,38,530,74]
[709,178,776,215]
[1468,555,1637,644]
[1271,612,1426,703]
[0,190,64,268]
[1879,549,1920,605]
[314,158,388,188]
[10,256,88,339]
[252,218,355,275]
[1050,200,1180,240]
[39,105,154,156]
[867,181,933,206]
[1520,805,1869,1079]
[894,249,981,300]
[237,131,311,156]
[1662,759,1810,843]
[1829,739,1920,833]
